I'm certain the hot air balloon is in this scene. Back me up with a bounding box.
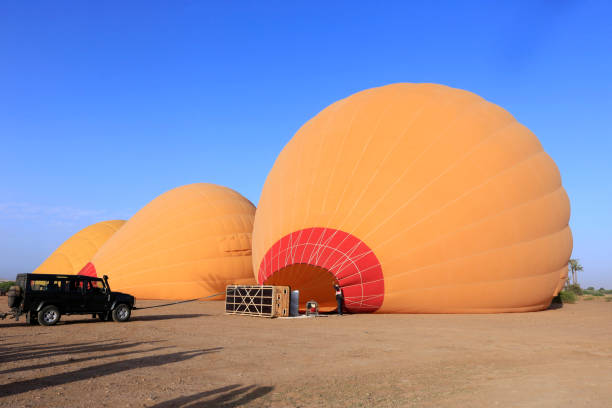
[34,220,125,275]
[80,183,256,300]
[252,83,572,313]
[553,260,571,296]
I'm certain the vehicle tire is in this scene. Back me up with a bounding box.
[38,305,61,326]
[7,286,23,308]
[98,312,110,322]
[112,304,131,322]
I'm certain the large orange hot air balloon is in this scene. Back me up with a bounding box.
[253,83,572,313]
[80,183,256,299]
[34,220,125,275]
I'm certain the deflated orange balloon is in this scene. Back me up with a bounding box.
[80,183,256,299]
[34,220,125,275]
[253,83,572,313]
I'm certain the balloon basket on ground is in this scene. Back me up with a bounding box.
[224,285,290,318]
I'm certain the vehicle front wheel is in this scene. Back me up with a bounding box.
[112,304,131,322]
[38,306,61,326]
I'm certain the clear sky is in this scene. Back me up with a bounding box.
[1,1,610,287]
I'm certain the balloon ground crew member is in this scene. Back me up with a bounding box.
[334,283,344,315]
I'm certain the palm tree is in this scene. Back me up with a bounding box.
[568,259,584,286]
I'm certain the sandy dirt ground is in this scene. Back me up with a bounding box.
[1,297,611,408]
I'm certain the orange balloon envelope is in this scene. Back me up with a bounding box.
[252,83,572,313]
[34,220,125,275]
[80,183,256,299]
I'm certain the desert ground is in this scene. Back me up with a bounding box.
[1,298,611,408]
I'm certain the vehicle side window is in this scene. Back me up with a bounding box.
[85,280,104,293]
[29,280,61,292]
[30,280,48,291]
[68,279,84,294]
[47,280,60,292]
[60,279,69,293]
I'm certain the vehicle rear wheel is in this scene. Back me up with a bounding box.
[112,304,131,322]
[38,306,61,326]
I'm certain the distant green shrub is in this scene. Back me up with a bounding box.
[559,291,576,304]
[0,281,16,292]
[585,288,611,295]
[566,284,583,296]
[583,296,594,301]
[605,297,612,302]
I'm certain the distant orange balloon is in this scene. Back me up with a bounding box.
[34,220,125,275]
[80,184,256,300]
[253,83,572,313]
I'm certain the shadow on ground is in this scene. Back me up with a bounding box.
[150,384,274,408]
[0,321,37,328]
[0,345,172,375]
[0,313,207,327]
[547,301,564,310]
[0,340,163,363]
[131,314,209,322]
[0,347,222,397]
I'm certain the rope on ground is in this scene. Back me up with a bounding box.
[132,292,225,310]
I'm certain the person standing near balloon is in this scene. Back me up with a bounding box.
[334,283,344,315]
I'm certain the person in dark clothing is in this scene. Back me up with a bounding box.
[334,283,344,315]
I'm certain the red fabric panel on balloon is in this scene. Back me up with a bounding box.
[258,227,384,312]
[78,262,98,277]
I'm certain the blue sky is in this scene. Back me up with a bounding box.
[1,1,610,287]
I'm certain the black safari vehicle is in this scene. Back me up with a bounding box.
[3,273,135,326]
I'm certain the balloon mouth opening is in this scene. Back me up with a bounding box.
[258,227,384,313]
[264,264,339,312]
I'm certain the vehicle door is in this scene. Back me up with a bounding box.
[84,279,107,312]
[27,278,62,312]
[26,277,48,312]
[58,279,71,311]
[67,278,86,312]
[44,278,63,310]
